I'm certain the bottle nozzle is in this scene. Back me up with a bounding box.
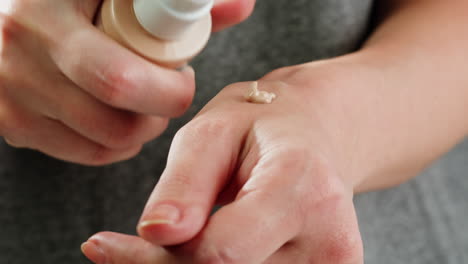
[133,0,214,40]
[165,0,211,12]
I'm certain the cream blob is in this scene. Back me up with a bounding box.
[245,82,277,104]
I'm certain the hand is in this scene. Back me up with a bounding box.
[83,60,366,263]
[0,0,254,165]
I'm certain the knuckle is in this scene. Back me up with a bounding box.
[239,146,318,200]
[95,66,134,107]
[175,117,233,150]
[261,65,300,81]
[322,230,363,263]
[0,14,21,55]
[267,147,348,221]
[161,170,194,193]
[0,15,12,44]
[271,146,314,174]
[290,152,345,207]
[300,179,348,223]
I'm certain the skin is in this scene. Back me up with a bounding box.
[2,0,465,263]
[0,0,254,165]
[82,0,468,263]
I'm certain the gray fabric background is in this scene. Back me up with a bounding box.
[0,0,467,263]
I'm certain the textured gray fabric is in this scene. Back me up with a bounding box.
[0,0,467,263]
[356,140,468,264]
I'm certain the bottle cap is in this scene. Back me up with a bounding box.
[133,0,214,40]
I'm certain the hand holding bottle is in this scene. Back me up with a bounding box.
[0,0,255,165]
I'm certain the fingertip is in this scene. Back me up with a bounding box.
[82,232,175,264]
[81,240,107,264]
[211,0,256,32]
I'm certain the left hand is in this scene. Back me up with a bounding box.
[82,60,366,264]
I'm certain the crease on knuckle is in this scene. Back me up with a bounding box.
[159,170,194,195]
[95,65,134,107]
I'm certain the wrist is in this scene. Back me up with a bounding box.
[266,55,383,193]
[329,51,468,193]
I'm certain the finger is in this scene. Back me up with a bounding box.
[180,153,306,264]
[82,232,181,264]
[137,114,250,246]
[211,0,256,32]
[49,23,195,117]
[46,79,169,150]
[1,106,141,165]
[12,74,169,150]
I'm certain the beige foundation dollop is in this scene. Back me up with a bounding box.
[245,82,277,104]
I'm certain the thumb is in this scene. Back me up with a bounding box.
[211,0,256,32]
[137,116,248,245]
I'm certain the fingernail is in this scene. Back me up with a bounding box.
[138,204,181,230]
[81,241,107,264]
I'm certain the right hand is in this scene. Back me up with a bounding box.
[0,0,196,165]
